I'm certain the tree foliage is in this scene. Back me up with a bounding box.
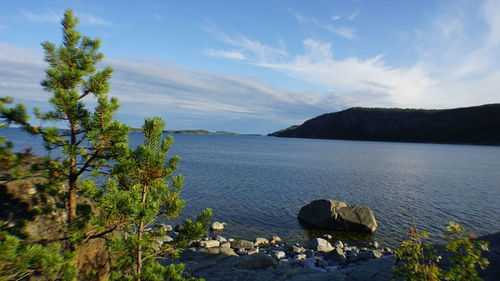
[393,222,489,281]
[98,117,211,280]
[28,10,129,224]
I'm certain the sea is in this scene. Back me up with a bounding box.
[2,128,500,247]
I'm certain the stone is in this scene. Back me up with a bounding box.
[294,254,307,260]
[271,250,286,259]
[228,238,235,242]
[231,240,254,250]
[298,199,378,233]
[325,247,347,264]
[322,234,333,240]
[161,236,174,243]
[292,245,306,253]
[236,248,246,255]
[211,222,224,231]
[163,224,173,232]
[383,247,394,254]
[370,241,380,249]
[214,235,227,242]
[238,253,278,269]
[220,242,231,248]
[200,240,220,248]
[333,240,344,249]
[247,248,259,255]
[372,249,384,259]
[310,238,334,252]
[270,236,281,244]
[255,237,269,246]
[359,251,374,260]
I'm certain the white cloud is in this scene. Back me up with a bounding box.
[20,10,112,25]
[202,0,500,110]
[203,49,246,60]
[201,21,288,62]
[290,10,357,39]
[0,42,345,131]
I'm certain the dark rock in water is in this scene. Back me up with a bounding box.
[298,199,377,233]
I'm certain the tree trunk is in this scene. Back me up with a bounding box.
[68,122,77,224]
[136,185,148,281]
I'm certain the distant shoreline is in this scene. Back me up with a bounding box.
[129,128,262,136]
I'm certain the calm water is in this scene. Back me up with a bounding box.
[2,128,500,247]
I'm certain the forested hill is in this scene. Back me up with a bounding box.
[268,104,500,145]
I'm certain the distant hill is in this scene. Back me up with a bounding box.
[269,104,500,145]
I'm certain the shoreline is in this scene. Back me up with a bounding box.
[156,222,499,281]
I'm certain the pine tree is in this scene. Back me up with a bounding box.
[29,10,129,224]
[99,117,211,281]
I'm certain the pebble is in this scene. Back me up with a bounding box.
[247,248,259,255]
[271,250,287,259]
[255,237,269,246]
[211,222,225,231]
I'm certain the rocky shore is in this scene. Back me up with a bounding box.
[158,222,396,281]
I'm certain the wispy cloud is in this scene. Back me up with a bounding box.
[21,10,60,22]
[20,10,112,25]
[201,21,288,62]
[204,0,500,110]
[0,42,343,132]
[290,10,357,39]
[202,49,246,60]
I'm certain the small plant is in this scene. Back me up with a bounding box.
[442,222,489,281]
[393,227,441,281]
[393,222,489,281]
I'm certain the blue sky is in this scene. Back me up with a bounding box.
[1,0,499,133]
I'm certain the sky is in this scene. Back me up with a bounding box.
[0,0,499,134]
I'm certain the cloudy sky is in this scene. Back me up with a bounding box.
[0,0,499,133]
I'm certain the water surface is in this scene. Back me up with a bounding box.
[3,128,500,247]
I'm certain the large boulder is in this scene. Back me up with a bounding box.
[298,199,377,233]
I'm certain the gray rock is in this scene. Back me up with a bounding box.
[333,240,344,249]
[292,245,307,253]
[271,250,286,259]
[215,235,227,242]
[310,238,334,252]
[231,240,255,250]
[160,236,174,245]
[270,236,281,244]
[238,253,278,269]
[162,224,173,232]
[359,251,374,260]
[294,254,307,260]
[211,221,225,231]
[247,248,259,255]
[255,237,269,246]
[228,238,235,242]
[236,248,246,255]
[200,240,220,248]
[371,249,384,259]
[370,241,380,249]
[298,199,378,233]
[325,247,347,264]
